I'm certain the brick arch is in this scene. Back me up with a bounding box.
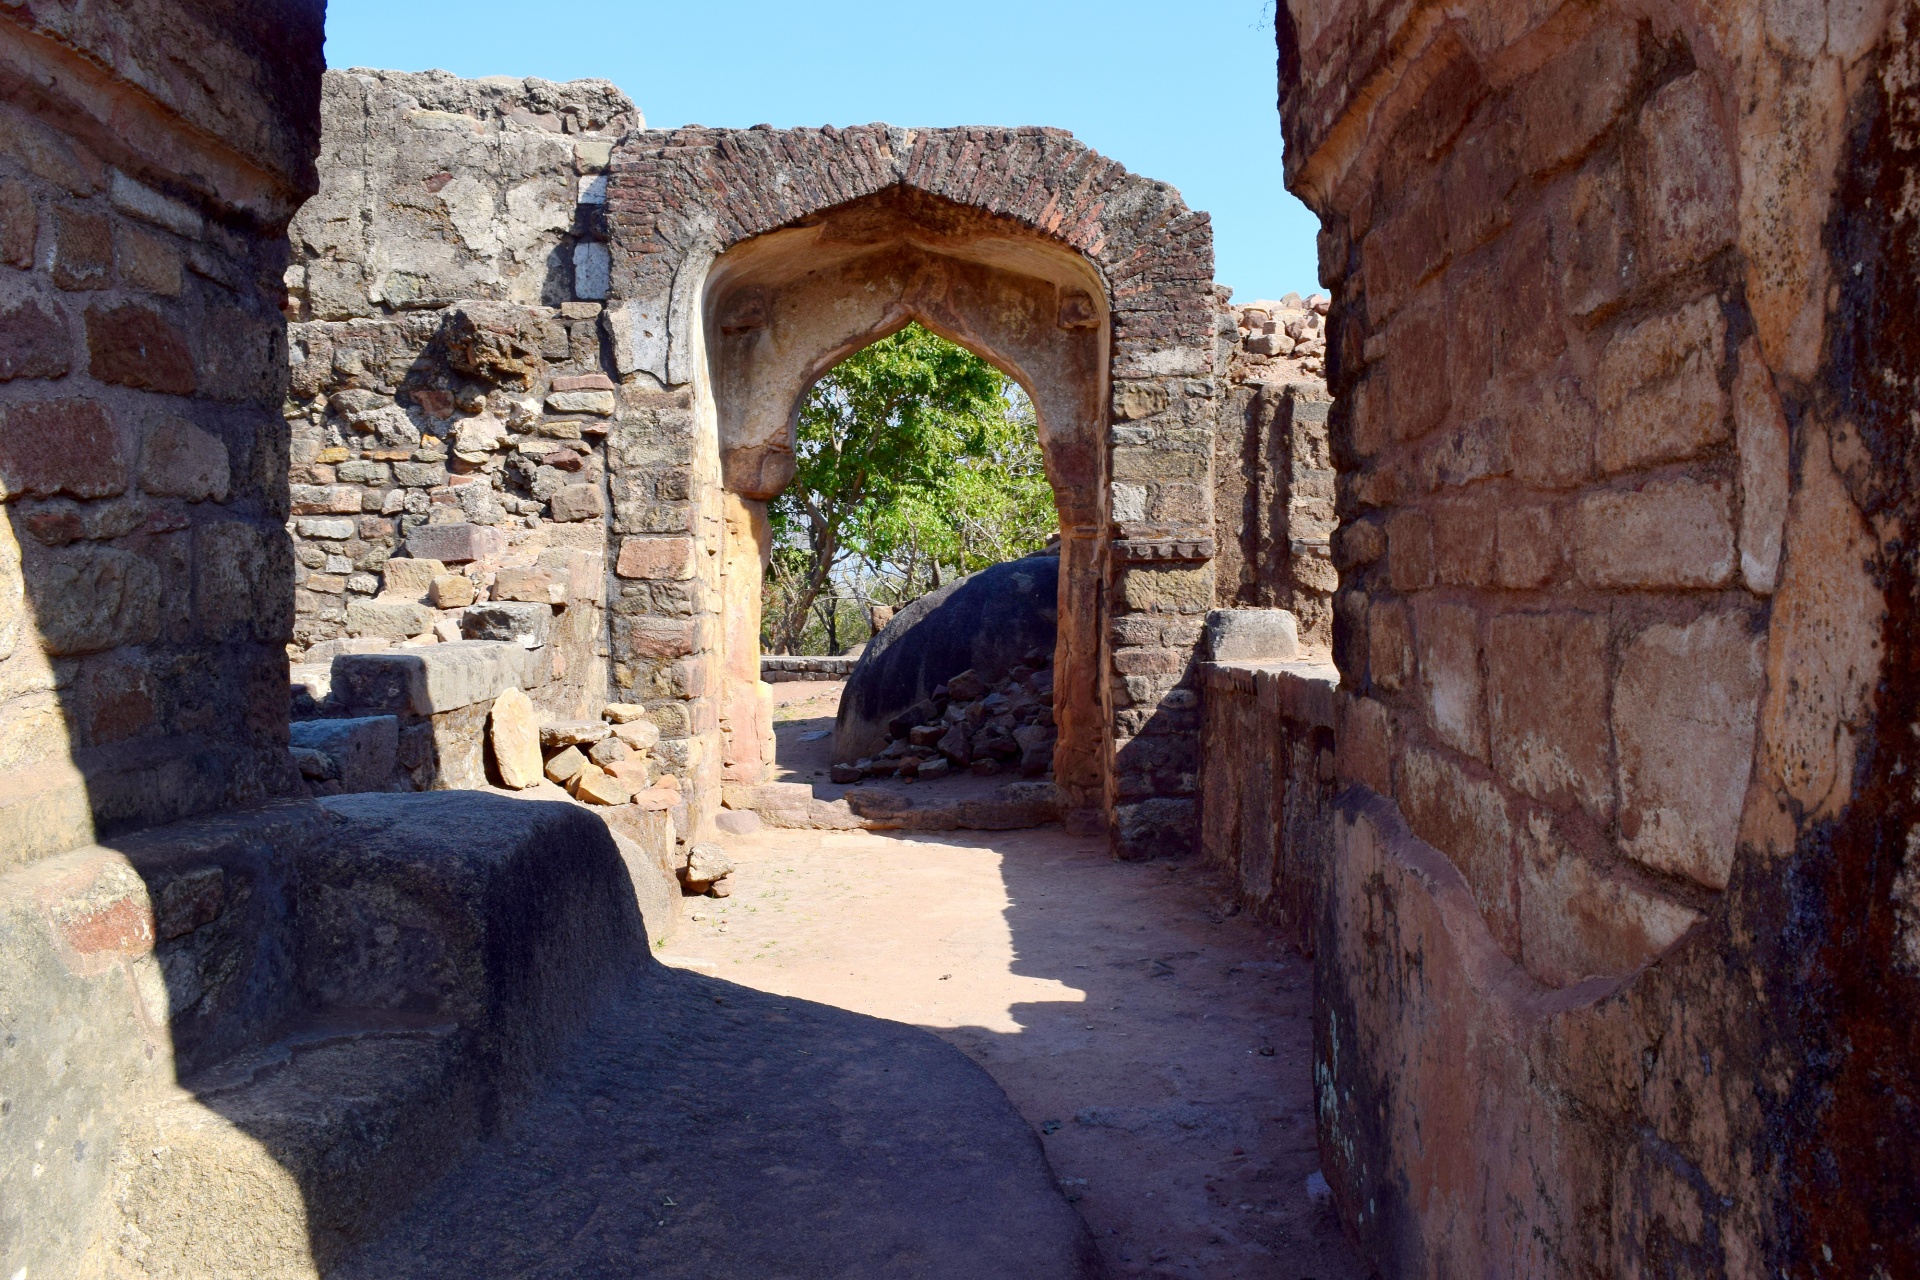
[599,124,1224,854]
[603,124,1219,394]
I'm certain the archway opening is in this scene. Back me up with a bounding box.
[700,187,1111,809]
[760,322,1056,661]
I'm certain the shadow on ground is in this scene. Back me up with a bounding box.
[331,962,1099,1279]
[658,820,1375,1280]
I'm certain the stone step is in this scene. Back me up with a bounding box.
[105,1013,479,1277]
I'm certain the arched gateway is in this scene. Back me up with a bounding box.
[600,126,1225,848]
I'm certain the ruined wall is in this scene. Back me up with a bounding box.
[1276,0,1920,1272]
[282,70,642,722]
[1213,293,1335,646]
[0,0,324,867]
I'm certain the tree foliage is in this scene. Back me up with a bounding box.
[764,324,1057,654]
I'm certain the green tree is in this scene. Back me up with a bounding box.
[764,324,1057,654]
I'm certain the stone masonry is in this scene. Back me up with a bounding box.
[0,0,323,867]
[602,125,1228,854]
[282,70,639,723]
[1259,0,1920,1273]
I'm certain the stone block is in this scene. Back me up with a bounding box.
[602,702,649,724]
[542,719,611,749]
[572,243,610,300]
[544,745,586,785]
[1336,694,1393,793]
[1595,296,1728,473]
[291,484,362,515]
[545,389,616,415]
[615,536,695,580]
[1113,381,1170,420]
[1494,505,1558,588]
[1614,611,1764,889]
[332,642,526,717]
[406,522,505,564]
[394,461,448,487]
[114,222,183,296]
[1517,819,1701,987]
[0,298,73,381]
[139,417,230,502]
[1119,564,1212,614]
[1112,797,1197,860]
[549,483,605,522]
[0,398,126,498]
[0,179,33,267]
[429,574,475,609]
[289,715,399,794]
[22,544,160,654]
[1734,339,1788,593]
[573,764,630,806]
[1399,744,1516,953]
[1635,71,1737,277]
[347,598,434,640]
[1386,510,1434,591]
[618,614,696,660]
[490,567,553,603]
[296,517,357,540]
[52,204,111,290]
[611,719,660,751]
[378,558,446,601]
[1415,599,1486,763]
[1512,19,1635,177]
[1485,611,1612,816]
[488,687,542,790]
[1204,608,1300,662]
[1572,478,1735,589]
[85,303,194,394]
[1508,375,1597,489]
[462,601,550,649]
[1367,598,1413,692]
[1430,498,1495,585]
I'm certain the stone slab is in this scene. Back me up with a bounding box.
[331,642,526,717]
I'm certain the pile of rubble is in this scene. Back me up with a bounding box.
[831,647,1057,784]
[1231,292,1330,378]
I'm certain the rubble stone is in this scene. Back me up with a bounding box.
[488,687,542,789]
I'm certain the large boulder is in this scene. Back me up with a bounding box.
[834,552,1058,765]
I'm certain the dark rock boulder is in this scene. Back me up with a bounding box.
[834,552,1058,764]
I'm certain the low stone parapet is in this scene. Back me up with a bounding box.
[1196,658,1338,954]
[760,655,859,682]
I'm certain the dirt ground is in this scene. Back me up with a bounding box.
[657,681,1372,1280]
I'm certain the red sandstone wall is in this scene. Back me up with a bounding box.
[1277,0,1920,1272]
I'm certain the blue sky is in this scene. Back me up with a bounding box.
[322,0,1323,302]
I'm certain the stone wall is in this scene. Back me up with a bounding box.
[281,70,642,725]
[1213,293,1335,646]
[0,1,323,867]
[1275,0,1920,1272]
[1197,657,1337,954]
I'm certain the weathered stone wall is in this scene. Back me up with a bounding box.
[282,70,640,723]
[0,1,323,868]
[1197,658,1337,954]
[1275,0,1920,1271]
[1213,294,1336,646]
